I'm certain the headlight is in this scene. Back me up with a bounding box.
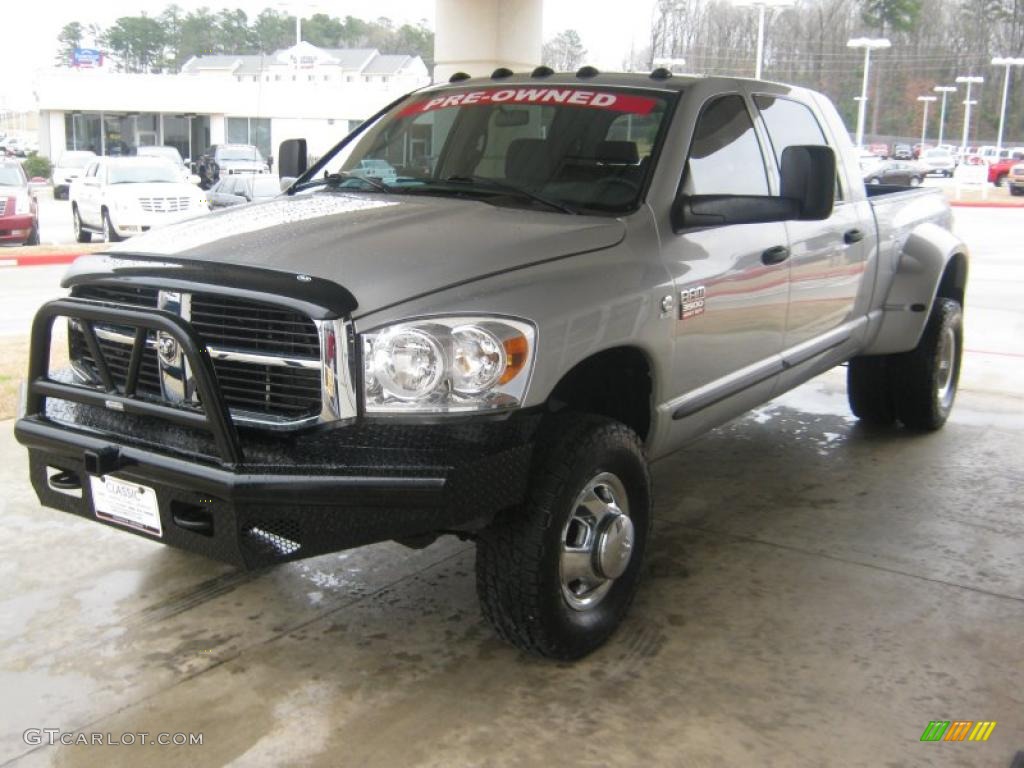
[362,317,535,414]
[14,194,32,215]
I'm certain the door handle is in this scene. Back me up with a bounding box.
[761,245,790,265]
[844,228,865,244]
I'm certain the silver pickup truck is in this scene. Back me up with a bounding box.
[17,70,968,659]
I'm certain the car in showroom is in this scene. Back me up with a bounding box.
[0,159,39,245]
[52,150,97,200]
[69,157,208,242]
[193,144,269,189]
[863,159,926,186]
[207,174,282,208]
[919,146,956,177]
[987,150,1024,186]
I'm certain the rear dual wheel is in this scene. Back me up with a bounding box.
[848,297,963,430]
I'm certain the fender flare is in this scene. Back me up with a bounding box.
[861,222,968,356]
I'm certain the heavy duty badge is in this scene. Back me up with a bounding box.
[679,286,706,320]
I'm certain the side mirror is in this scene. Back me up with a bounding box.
[278,139,307,179]
[672,144,836,230]
[187,174,201,185]
[780,144,835,221]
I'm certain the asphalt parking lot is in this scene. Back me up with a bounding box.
[1,207,1022,767]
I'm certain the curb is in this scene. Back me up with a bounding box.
[0,252,83,268]
[949,200,1024,209]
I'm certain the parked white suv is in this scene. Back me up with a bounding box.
[919,147,956,177]
[70,157,208,242]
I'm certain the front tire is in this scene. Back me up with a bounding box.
[476,414,651,660]
[102,209,122,243]
[72,205,91,243]
[24,225,39,246]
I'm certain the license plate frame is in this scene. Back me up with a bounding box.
[90,475,162,538]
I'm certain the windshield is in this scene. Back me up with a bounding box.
[0,165,26,187]
[218,146,262,162]
[302,86,675,214]
[60,153,94,169]
[138,147,183,165]
[108,163,181,184]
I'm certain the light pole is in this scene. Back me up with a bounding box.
[733,0,795,80]
[955,75,984,156]
[933,85,957,147]
[917,95,936,150]
[847,37,891,149]
[991,57,1024,154]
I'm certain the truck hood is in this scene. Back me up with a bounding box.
[104,192,626,316]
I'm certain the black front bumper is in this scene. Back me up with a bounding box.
[16,295,537,569]
[17,414,536,569]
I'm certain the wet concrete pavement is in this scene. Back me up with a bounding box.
[2,209,1022,767]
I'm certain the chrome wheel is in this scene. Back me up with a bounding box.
[560,471,633,611]
[936,324,957,410]
[72,208,81,237]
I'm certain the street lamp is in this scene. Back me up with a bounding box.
[955,75,984,156]
[733,0,796,80]
[933,85,957,147]
[847,37,891,149]
[991,57,1024,153]
[917,95,937,150]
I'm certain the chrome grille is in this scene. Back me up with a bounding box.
[0,199,7,216]
[138,197,191,213]
[70,284,323,423]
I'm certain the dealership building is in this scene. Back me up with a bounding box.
[33,41,430,164]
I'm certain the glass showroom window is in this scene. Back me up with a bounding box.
[227,117,272,160]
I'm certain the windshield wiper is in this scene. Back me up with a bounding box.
[292,171,392,194]
[440,175,578,214]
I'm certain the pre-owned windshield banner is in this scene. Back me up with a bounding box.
[398,88,658,117]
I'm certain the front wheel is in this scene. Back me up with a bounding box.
[24,225,39,246]
[72,205,91,243]
[995,173,1007,187]
[475,414,651,659]
[102,209,122,243]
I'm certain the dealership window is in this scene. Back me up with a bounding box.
[227,117,272,160]
[65,113,101,153]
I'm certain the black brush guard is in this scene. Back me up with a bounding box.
[15,297,535,568]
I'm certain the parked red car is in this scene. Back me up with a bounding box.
[867,142,890,158]
[988,150,1024,186]
[0,160,39,245]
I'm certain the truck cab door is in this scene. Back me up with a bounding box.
[660,94,790,443]
[752,94,872,360]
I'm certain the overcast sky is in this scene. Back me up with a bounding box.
[0,0,660,109]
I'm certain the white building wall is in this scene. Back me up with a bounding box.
[32,65,429,159]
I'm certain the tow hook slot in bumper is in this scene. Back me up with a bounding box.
[83,446,122,476]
